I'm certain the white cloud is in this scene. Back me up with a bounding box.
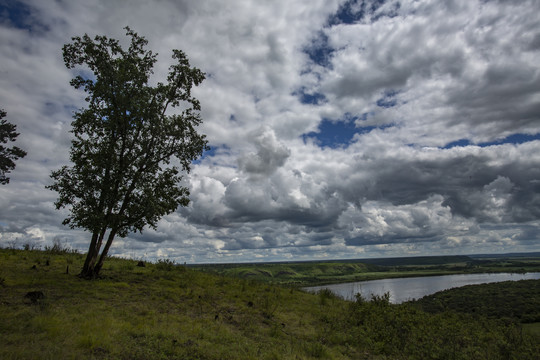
[238,127,290,177]
[1,0,540,262]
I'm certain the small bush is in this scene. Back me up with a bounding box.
[155,259,176,271]
[23,243,40,251]
[317,288,339,306]
[303,341,328,358]
[44,239,78,254]
[370,292,391,306]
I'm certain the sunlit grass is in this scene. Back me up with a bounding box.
[1,248,539,359]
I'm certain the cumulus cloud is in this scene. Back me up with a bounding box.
[316,0,540,145]
[238,127,290,177]
[1,0,540,262]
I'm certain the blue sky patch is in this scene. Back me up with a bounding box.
[443,138,471,149]
[302,117,381,148]
[443,133,540,149]
[304,31,334,68]
[303,119,358,148]
[480,133,540,146]
[328,0,391,26]
[0,1,49,33]
[328,0,368,25]
[376,89,399,108]
[191,145,222,164]
[294,88,327,105]
[0,1,31,29]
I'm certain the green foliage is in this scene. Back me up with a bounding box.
[47,28,208,278]
[0,108,27,185]
[361,255,474,266]
[195,255,540,287]
[22,242,39,251]
[346,294,539,359]
[411,279,540,324]
[155,258,178,272]
[523,323,540,338]
[193,261,383,286]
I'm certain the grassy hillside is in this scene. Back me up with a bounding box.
[1,248,539,359]
[359,255,473,266]
[193,254,540,287]
[409,279,540,323]
[192,262,385,287]
[191,261,465,287]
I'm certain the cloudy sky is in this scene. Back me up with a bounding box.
[1,0,540,263]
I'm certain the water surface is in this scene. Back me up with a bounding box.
[304,272,540,304]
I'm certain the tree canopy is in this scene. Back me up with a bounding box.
[48,28,208,278]
[0,109,27,185]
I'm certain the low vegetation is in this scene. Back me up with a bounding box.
[192,261,384,287]
[1,248,539,359]
[409,279,540,323]
[192,254,540,287]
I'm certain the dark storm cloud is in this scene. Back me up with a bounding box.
[185,137,540,255]
[445,63,540,133]
[335,144,540,224]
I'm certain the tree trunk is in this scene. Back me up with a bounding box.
[80,232,100,278]
[80,227,111,279]
[93,228,118,276]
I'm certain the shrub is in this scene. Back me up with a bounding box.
[317,288,340,305]
[23,243,39,251]
[44,239,78,254]
[155,259,176,271]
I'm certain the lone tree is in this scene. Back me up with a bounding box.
[48,28,208,278]
[0,109,27,185]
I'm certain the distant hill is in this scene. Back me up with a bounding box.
[193,254,474,267]
[358,255,473,266]
[469,252,540,259]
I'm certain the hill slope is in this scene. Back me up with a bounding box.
[410,279,540,323]
[1,248,538,359]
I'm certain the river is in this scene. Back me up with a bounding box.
[304,272,540,304]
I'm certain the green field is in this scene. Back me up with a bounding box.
[1,248,539,359]
[192,254,540,287]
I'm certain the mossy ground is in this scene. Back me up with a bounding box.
[1,248,538,359]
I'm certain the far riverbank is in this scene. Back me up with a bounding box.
[192,253,540,287]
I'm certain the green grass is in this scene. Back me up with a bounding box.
[1,248,539,359]
[410,279,540,323]
[523,323,540,338]
[192,255,540,287]
[194,262,385,286]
